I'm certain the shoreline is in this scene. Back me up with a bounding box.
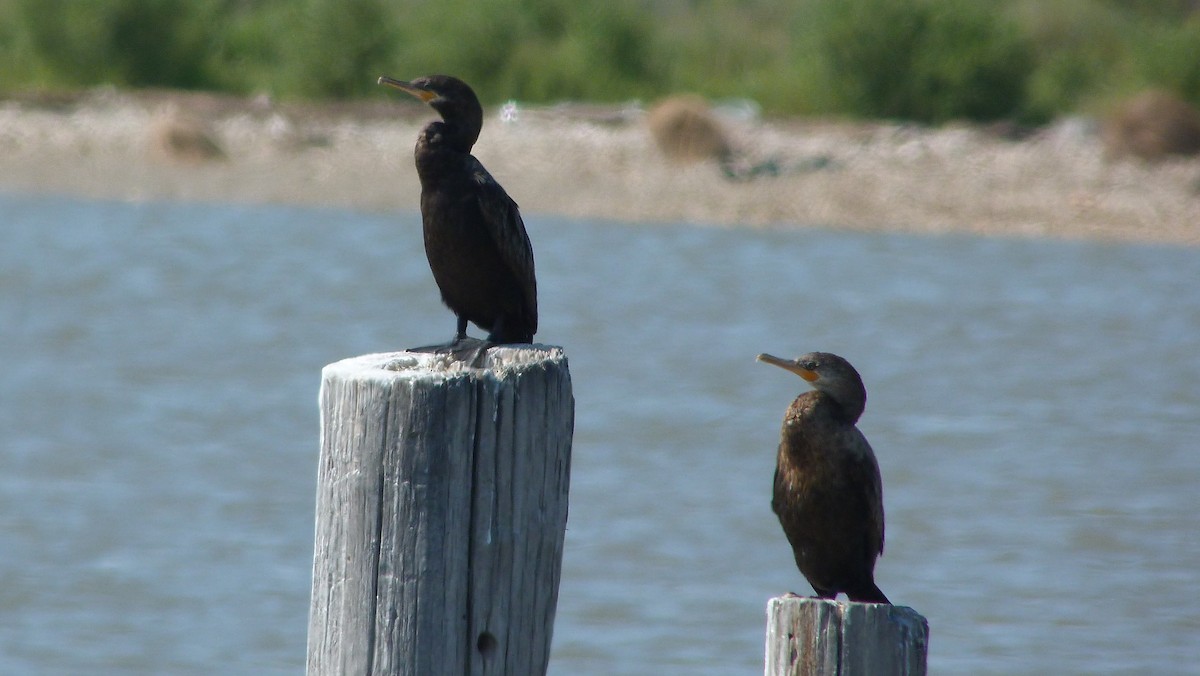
[2,89,1197,246]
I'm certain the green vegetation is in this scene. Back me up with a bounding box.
[1,0,1198,123]
[812,0,1034,122]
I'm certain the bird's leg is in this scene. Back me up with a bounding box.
[405,317,493,366]
[484,314,506,344]
[446,315,492,366]
[485,314,532,345]
[407,316,474,354]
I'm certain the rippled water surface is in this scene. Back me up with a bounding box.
[2,193,1197,674]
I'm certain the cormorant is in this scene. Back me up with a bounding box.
[756,351,890,604]
[379,74,538,351]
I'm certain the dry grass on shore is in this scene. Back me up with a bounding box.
[1,89,1197,246]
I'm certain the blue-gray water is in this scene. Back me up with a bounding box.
[2,192,1197,674]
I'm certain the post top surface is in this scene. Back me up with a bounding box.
[322,344,568,383]
[767,595,928,628]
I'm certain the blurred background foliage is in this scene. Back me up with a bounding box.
[1,0,1198,123]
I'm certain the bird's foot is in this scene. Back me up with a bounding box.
[783,591,827,601]
[406,327,476,354]
[450,337,492,367]
[406,341,457,354]
[406,336,492,367]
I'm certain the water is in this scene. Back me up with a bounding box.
[1,192,1197,674]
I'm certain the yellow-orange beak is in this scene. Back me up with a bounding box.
[756,353,819,382]
[378,76,436,103]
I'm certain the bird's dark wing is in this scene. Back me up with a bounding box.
[469,157,538,330]
[844,429,885,556]
[771,464,784,516]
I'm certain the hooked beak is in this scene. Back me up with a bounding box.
[756,353,819,383]
[378,76,437,103]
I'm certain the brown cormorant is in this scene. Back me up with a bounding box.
[379,74,537,349]
[756,351,890,604]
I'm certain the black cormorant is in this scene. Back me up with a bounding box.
[756,351,890,604]
[379,74,538,350]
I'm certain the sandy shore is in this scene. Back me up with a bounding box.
[2,89,1197,246]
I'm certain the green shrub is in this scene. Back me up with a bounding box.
[500,2,663,102]
[1016,0,1200,115]
[654,0,814,110]
[2,0,1195,122]
[1016,0,1129,120]
[386,0,662,104]
[6,0,221,90]
[388,0,526,98]
[1096,0,1200,20]
[813,0,1034,122]
[1129,18,1200,105]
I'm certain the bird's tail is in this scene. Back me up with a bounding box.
[848,582,891,605]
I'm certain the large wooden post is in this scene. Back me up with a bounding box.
[306,346,574,676]
[765,596,929,676]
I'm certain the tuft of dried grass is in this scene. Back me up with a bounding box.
[149,108,226,163]
[645,95,732,163]
[1103,89,1200,161]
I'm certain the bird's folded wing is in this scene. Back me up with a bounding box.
[472,159,538,329]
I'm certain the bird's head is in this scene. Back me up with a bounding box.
[756,351,867,421]
[379,74,483,148]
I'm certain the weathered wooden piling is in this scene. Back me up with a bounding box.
[306,346,574,676]
[765,596,929,676]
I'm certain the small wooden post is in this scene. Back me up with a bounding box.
[765,596,929,676]
[306,346,574,676]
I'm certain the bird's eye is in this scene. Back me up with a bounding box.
[802,360,818,371]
